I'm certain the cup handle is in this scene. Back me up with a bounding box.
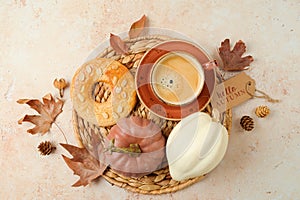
[202,60,218,70]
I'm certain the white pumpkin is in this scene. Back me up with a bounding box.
[166,112,228,181]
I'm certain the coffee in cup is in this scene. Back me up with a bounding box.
[151,52,205,105]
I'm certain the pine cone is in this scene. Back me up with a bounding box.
[240,116,254,131]
[38,141,56,155]
[255,105,270,118]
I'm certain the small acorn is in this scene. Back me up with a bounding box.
[53,78,68,98]
[240,116,254,131]
[255,105,270,118]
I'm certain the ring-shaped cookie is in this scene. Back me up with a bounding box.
[71,58,137,127]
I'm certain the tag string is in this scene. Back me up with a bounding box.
[245,81,281,103]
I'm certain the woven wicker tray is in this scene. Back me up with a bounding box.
[72,35,232,194]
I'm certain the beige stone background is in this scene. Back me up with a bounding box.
[0,0,299,199]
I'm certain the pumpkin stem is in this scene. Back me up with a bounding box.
[105,139,142,157]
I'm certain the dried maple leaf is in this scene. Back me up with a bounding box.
[218,39,254,71]
[60,143,107,187]
[110,33,129,55]
[17,93,63,135]
[129,14,147,39]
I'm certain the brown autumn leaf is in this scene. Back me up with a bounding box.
[218,39,254,71]
[110,33,129,55]
[17,93,63,135]
[129,14,147,39]
[60,143,107,187]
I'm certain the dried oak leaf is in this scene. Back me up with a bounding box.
[17,93,63,135]
[60,143,107,187]
[110,33,129,55]
[218,39,254,71]
[129,14,147,39]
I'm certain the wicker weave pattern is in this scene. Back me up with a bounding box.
[72,35,232,194]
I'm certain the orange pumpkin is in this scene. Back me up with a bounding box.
[99,116,166,177]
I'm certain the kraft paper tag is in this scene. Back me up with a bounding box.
[211,72,256,113]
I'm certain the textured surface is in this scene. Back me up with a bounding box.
[0,0,299,199]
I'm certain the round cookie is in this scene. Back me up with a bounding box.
[71,58,136,127]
